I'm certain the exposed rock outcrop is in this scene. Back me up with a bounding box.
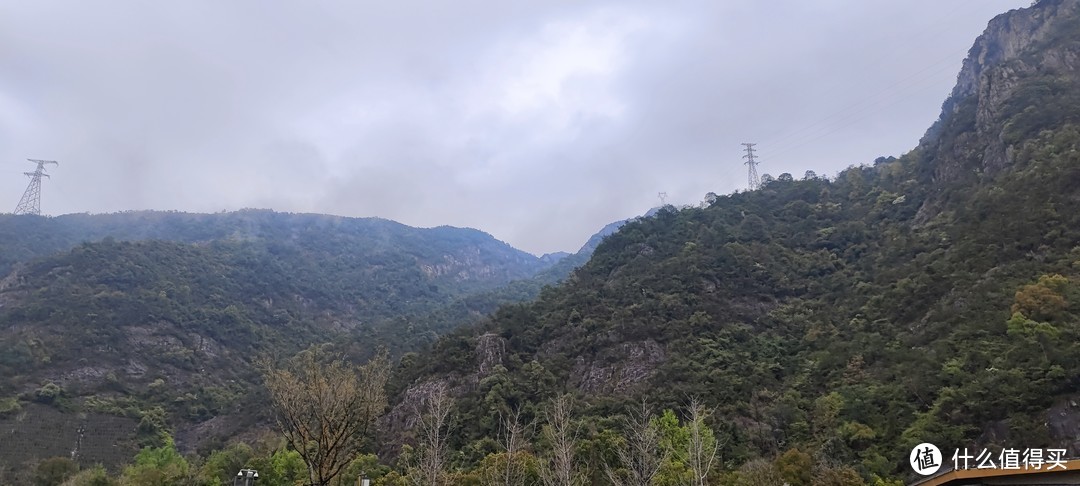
[922,0,1080,180]
[571,340,666,395]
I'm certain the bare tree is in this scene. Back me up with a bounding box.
[410,382,454,486]
[735,458,784,486]
[539,394,584,486]
[261,347,390,486]
[502,407,529,486]
[484,407,530,486]
[605,400,666,486]
[685,398,721,486]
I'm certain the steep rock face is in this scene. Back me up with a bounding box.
[380,378,453,449]
[379,332,511,458]
[950,0,1079,100]
[571,340,665,395]
[923,0,1080,182]
[474,333,507,378]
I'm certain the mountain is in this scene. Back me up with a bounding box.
[577,217,634,255]
[0,204,651,480]
[5,1,1078,482]
[916,0,1080,215]
[388,213,651,344]
[0,209,547,283]
[523,212,648,286]
[388,1,1080,482]
[538,252,571,265]
[0,209,554,476]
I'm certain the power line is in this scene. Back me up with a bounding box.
[14,159,58,215]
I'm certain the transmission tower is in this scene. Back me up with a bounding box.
[742,143,759,190]
[14,159,58,215]
[658,191,668,206]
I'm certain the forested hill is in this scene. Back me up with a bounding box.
[0,209,566,354]
[390,0,1080,481]
[0,209,546,281]
[0,209,565,473]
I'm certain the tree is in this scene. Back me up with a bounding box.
[1011,274,1069,321]
[337,454,392,486]
[261,346,390,486]
[775,448,813,486]
[57,465,114,486]
[652,409,691,486]
[605,400,666,486]
[33,457,78,486]
[685,398,720,486]
[33,382,62,404]
[490,407,530,486]
[539,395,584,486]
[135,406,170,448]
[409,382,454,486]
[812,463,864,486]
[732,459,783,486]
[119,436,191,486]
[197,442,253,485]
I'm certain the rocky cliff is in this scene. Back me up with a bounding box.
[922,0,1080,183]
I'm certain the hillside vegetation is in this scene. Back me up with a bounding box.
[4,1,1080,484]
[388,1,1080,482]
[0,209,566,479]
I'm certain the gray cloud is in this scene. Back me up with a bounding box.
[0,0,1027,254]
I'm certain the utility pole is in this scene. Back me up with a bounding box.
[742,143,759,191]
[14,159,58,215]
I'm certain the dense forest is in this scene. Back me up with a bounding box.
[385,1,1080,484]
[0,210,620,483]
[4,1,1080,485]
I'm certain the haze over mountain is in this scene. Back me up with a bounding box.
[1,0,1026,255]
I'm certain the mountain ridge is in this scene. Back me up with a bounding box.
[385,2,1080,481]
[0,208,562,476]
[0,205,643,477]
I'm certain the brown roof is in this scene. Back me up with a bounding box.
[910,458,1080,486]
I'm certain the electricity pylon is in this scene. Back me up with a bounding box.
[14,159,58,215]
[742,143,759,190]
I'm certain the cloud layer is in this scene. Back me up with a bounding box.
[0,0,1027,254]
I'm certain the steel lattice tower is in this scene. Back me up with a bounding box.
[742,143,759,190]
[14,159,58,215]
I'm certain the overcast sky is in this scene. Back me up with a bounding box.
[0,0,1028,255]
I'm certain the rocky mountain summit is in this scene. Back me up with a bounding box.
[924,0,1080,181]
